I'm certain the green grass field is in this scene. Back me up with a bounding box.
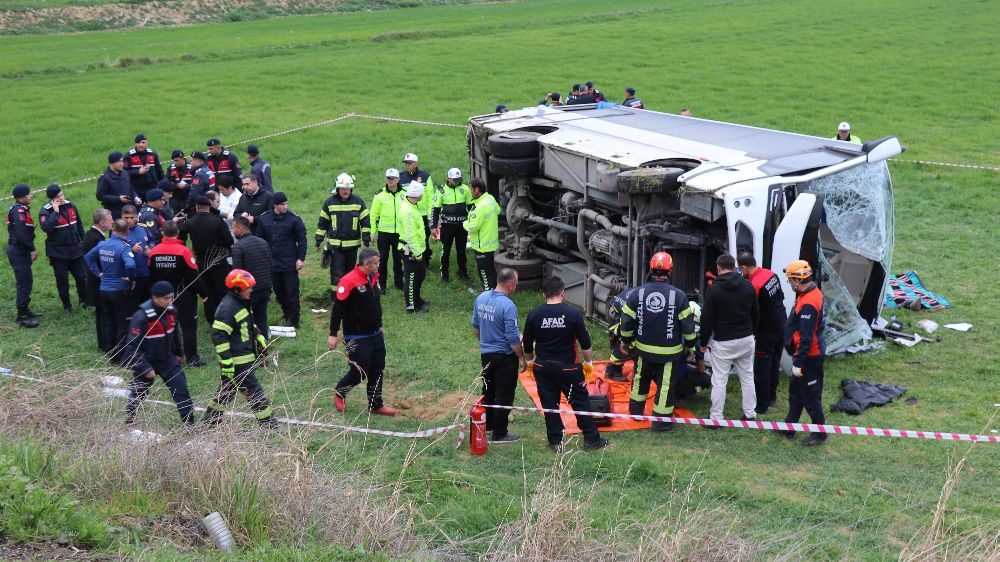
[1,0,998,559]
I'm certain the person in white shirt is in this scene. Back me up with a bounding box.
[217,175,242,224]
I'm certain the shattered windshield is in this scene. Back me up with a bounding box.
[811,162,894,353]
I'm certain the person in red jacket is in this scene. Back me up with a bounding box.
[738,252,786,415]
[327,248,395,416]
[775,260,827,446]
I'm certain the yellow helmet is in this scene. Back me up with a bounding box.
[784,260,813,280]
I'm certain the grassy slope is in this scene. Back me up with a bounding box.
[1,0,998,559]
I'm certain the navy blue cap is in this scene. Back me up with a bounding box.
[12,184,30,198]
[150,281,174,297]
[626,86,636,94]
[170,149,185,159]
[272,192,288,205]
[135,133,147,143]
[190,151,206,161]
[108,151,124,163]
[146,188,165,202]
[246,144,259,155]
[206,138,221,147]
[46,184,62,199]
[495,104,508,113]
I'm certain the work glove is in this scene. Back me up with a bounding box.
[582,361,595,383]
[791,365,803,378]
[220,362,235,378]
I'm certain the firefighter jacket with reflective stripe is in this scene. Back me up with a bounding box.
[432,182,472,227]
[7,202,36,253]
[211,292,265,367]
[370,187,403,236]
[125,148,164,198]
[608,287,638,337]
[396,199,425,258]
[399,168,434,217]
[786,285,825,366]
[206,150,242,186]
[316,193,370,249]
[330,265,383,338]
[123,300,181,377]
[619,279,696,361]
[148,238,204,297]
[463,193,501,253]
[39,201,84,259]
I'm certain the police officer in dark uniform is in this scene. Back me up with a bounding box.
[257,192,307,328]
[184,151,215,213]
[246,144,273,193]
[430,168,473,282]
[180,196,233,324]
[202,269,277,427]
[84,218,137,360]
[6,184,40,328]
[38,184,87,313]
[522,276,608,452]
[121,281,195,425]
[205,138,242,190]
[148,220,207,367]
[84,209,113,351]
[167,150,193,216]
[618,252,698,431]
[138,188,170,245]
[124,134,164,202]
[96,151,140,220]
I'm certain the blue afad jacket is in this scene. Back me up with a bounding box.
[122,300,182,377]
[84,233,136,291]
[618,279,697,361]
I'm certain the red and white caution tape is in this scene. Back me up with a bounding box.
[892,159,1000,172]
[481,403,999,444]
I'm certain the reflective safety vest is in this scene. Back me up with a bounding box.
[432,182,473,227]
[463,193,501,253]
[396,199,426,258]
[316,193,370,249]
[399,168,434,217]
[370,187,403,236]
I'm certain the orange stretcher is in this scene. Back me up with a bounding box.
[518,360,695,433]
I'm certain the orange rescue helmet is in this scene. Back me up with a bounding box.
[226,268,257,290]
[649,251,674,272]
[784,260,813,280]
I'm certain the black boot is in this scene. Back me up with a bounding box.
[15,310,38,328]
[605,362,629,382]
[201,407,224,426]
[628,400,645,418]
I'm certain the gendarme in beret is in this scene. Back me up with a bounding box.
[46,184,62,199]
[12,184,31,198]
[150,280,174,297]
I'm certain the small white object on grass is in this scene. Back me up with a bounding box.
[943,323,973,332]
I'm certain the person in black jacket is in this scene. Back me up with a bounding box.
[6,184,40,327]
[246,144,273,193]
[738,252,787,415]
[257,192,306,328]
[39,184,87,313]
[83,209,113,350]
[124,134,164,202]
[96,152,140,219]
[234,175,272,235]
[179,196,233,324]
[327,248,396,416]
[121,281,195,425]
[231,216,273,338]
[699,253,759,424]
[184,151,215,214]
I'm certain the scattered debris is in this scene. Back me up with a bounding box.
[311,308,328,314]
[905,397,918,405]
[916,319,939,334]
[943,323,973,332]
[831,379,908,415]
[270,326,297,338]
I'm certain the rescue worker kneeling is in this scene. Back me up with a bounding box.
[121,281,195,425]
[619,252,697,431]
[523,276,608,452]
[202,269,278,427]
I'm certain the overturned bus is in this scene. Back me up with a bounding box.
[467,104,903,354]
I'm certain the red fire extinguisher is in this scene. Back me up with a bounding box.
[470,398,487,456]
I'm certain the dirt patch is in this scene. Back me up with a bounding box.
[392,390,475,421]
[0,0,341,34]
[0,540,111,561]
